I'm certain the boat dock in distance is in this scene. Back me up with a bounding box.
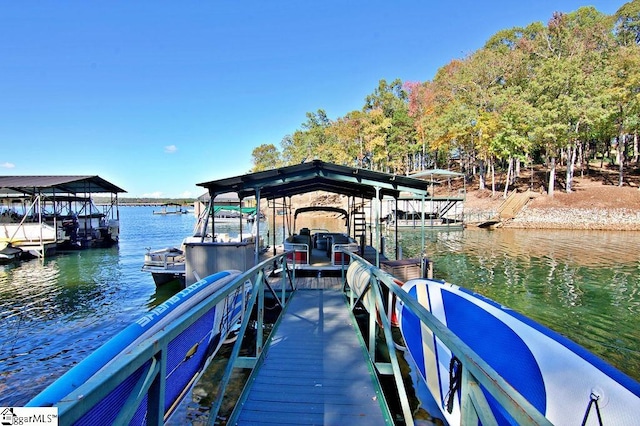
[0,175,125,259]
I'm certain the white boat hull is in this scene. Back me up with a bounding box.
[142,247,185,285]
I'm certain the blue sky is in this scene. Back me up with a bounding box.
[0,1,625,198]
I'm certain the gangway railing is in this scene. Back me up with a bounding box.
[37,248,552,425]
[343,251,552,426]
[34,253,296,425]
[207,253,298,424]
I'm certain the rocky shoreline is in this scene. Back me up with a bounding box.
[504,207,640,231]
[463,181,640,231]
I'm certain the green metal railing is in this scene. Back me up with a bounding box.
[49,247,553,425]
[207,253,297,424]
[343,251,553,426]
[51,253,295,425]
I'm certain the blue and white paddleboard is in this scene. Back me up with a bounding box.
[28,270,249,424]
[396,279,640,425]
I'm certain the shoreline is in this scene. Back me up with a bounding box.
[503,207,640,231]
[463,182,640,231]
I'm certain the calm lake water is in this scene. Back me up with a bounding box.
[1,208,639,415]
[396,228,640,382]
[0,206,196,406]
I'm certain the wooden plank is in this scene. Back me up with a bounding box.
[235,289,389,425]
[290,276,344,290]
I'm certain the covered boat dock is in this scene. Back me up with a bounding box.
[195,160,434,274]
[0,175,125,257]
[195,161,433,424]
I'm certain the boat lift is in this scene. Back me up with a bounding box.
[0,176,125,257]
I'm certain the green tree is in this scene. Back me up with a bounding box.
[363,79,414,173]
[251,143,282,172]
[615,0,640,45]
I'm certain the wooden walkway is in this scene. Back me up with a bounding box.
[235,289,390,425]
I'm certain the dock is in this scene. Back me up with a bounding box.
[234,288,391,425]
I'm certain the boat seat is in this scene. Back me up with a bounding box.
[287,234,312,262]
[315,232,329,250]
[326,233,350,255]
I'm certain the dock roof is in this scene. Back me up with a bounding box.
[197,160,430,200]
[410,168,464,179]
[0,175,126,195]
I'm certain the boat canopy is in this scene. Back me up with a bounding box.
[410,168,464,179]
[213,206,256,215]
[197,160,430,200]
[293,206,349,230]
[293,206,348,219]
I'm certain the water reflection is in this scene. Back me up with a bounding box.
[395,228,640,381]
[0,206,197,406]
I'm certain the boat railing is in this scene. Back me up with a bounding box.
[38,252,297,426]
[342,250,552,426]
[332,242,358,265]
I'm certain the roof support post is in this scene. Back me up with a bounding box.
[395,196,399,260]
[272,198,277,257]
[238,196,244,237]
[421,193,426,276]
[374,186,381,268]
[203,194,213,243]
[254,187,261,265]
[38,192,44,258]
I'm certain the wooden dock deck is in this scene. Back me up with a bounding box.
[234,288,391,425]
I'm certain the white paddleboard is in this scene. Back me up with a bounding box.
[396,278,640,425]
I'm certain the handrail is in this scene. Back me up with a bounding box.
[40,252,295,425]
[343,251,552,426]
[347,257,415,426]
[208,252,295,424]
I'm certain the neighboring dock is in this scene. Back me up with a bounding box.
[0,175,124,258]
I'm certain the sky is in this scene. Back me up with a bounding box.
[0,1,627,198]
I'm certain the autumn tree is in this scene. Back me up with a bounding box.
[250,3,639,200]
[251,144,282,172]
[363,79,414,173]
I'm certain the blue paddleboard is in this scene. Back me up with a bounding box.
[28,270,248,424]
[396,279,640,425]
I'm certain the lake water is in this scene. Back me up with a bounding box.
[395,228,640,382]
[1,208,639,415]
[0,206,196,406]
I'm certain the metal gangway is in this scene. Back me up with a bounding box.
[45,251,552,425]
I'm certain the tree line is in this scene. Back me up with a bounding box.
[251,1,640,197]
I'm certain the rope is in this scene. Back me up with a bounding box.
[445,356,462,414]
[581,392,604,426]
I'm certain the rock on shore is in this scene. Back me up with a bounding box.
[506,207,640,231]
[464,180,640,231]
